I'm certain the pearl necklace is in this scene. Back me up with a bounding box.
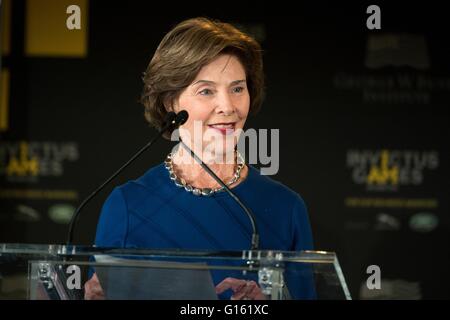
[164,152,245,196]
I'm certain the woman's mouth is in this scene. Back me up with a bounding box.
[207,122,236,135]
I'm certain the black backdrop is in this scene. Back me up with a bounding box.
[1,1,449,299]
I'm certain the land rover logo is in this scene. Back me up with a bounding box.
[48,204,76,224]
[409,212,439,233]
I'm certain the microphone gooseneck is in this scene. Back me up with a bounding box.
[66,111,182,245]
[179,139,260,250]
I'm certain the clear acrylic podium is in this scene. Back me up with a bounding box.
[0,243,351,300]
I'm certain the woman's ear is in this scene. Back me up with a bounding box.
[163,97,177,113]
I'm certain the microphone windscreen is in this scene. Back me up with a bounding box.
[163,111,177,126]
[175,110,189,125]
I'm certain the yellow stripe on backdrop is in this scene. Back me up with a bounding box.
[0,69,10,131]
[25,0,88,57]
[1,0,11,131]
[1,0,11,55]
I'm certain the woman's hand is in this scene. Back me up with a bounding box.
[215,277,267,300]
[84,273,105,300]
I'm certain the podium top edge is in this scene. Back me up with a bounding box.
[0,243,337,262]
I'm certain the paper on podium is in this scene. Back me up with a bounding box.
[94,255,218,300]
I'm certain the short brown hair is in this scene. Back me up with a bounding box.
[140,17,265,138]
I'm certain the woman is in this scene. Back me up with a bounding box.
[85,17,314,300]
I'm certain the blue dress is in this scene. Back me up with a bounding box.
[95,163,316,299]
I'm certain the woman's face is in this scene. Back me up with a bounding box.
[172,54,250,162]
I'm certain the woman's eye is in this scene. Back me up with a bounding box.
[232,86,244,93]
[199,88,213,95]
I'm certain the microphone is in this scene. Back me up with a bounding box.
[66,111,187,245]
[178,132,260,250]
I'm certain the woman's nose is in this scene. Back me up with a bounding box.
[216,92,235,115]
